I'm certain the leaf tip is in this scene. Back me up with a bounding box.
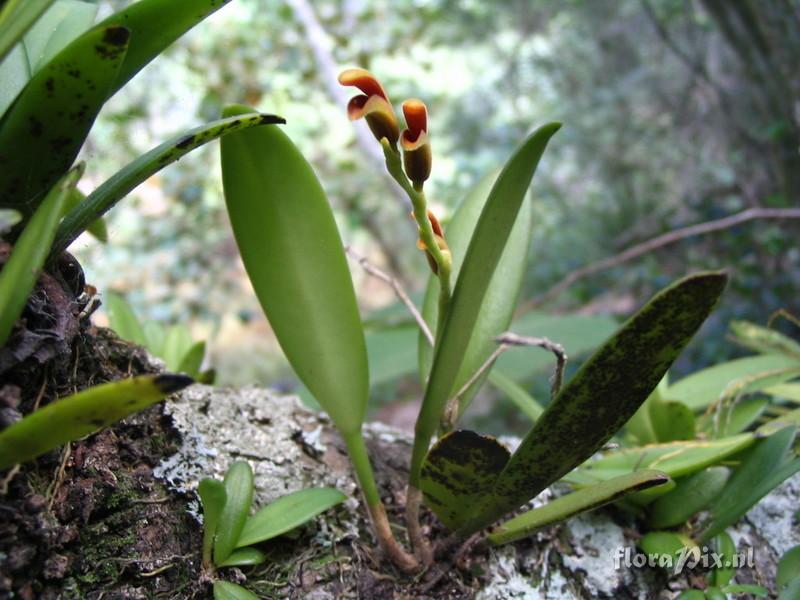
[153,373,195,394]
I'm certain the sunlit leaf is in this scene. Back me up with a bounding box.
[0,373,193,469]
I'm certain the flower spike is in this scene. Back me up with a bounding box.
[339,68,400,146]
[401,99,432,186]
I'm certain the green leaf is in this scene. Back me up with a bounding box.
[0,0,56,62]
[777,545,800,587]
[488,369,544,423]
[778,579,800,600]
[704,587,727,600]
[0,209,22,233]
[198,478,226,568]
[366,326,418,387]
[639,530,695,563]
[488,470,670,546]
[698,396,768,437]
[707,531,736,587]
[23,0,98,74]
[220,105,368,436]
[674,591,705,600]
[143,321,166,357]
[409,122,561,487]
[667,354,800,410]
[0,25,129,218]
[623,380,665,445]
[722,584,768,597]
[702,426,800,541]
[215,547,267,568]
[729,320,800,358]
[0,166,79,346]
[236,487,346,548]
[212,581,260,600]
[104,291,147,347]
[51,113,285,255]
[62,188,107,242]
[461,272,727,535]
[647,467,730,529]
[213,461,254,565]
[766,383,800,402]
[418,170,533,417]
[161,324,193,372]
[650,398,696,442]
[420,430,511,530]
[178,340,206,378]
[0,373,192,469]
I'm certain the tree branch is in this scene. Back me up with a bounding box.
[523,207,800,309]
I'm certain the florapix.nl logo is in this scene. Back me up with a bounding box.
[614,545,755,575]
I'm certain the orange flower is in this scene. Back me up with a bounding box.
[401,99,432,186]
[414,210,450,274]
[338,68,400,146]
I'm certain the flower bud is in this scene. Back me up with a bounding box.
[401,99,432,186]
[338,68,400,146]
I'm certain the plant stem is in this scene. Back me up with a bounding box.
[342,431,419,573]
[405,484,433,565]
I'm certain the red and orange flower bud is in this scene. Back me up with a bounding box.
[414,210,450,275]
[338,68,400,146]
[400,99,432,186]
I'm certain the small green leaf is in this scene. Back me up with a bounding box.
[0,0,56,62]
[221,105,368,437]
[410,122,561,487]
[729,320,800,358]
[777,545,800,587]
[236,487,346,548]
[212,581,260,600]
[143,321,166,357]
[704,587,727,600]
[0,166,80,346]
[213,461,254,565]
[215,547,267,568]
[420,430,511,530]
[639,531,695,563]
[765,383,800,403]
[0,373,193,470]
[51,112,285,255]
[488,369,544,423]
[488,470,670,546]
[648,467,730,529]
[104,291,147,347]
[462,272,727,535]
[667,354,800,410]
[722,584,768,597]
[702,426,800,541]
[198,478,226,568]
[178,341,206,378]
[650,398,696,442]
[0,25,129,217]
[418,170,533,417]
[707,531,736,587]
[161,324,193,372]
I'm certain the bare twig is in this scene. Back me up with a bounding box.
[346,245,434,346]
[523,207,800,309]
[495,332,567,399]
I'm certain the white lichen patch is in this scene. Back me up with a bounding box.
[561,513,630,595]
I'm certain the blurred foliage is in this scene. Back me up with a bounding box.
[72,0,799,423]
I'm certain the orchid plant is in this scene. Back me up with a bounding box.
[218,68,731,573]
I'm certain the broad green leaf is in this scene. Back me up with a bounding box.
[0,166,79,346]
[778,580,800,600]
[213,581,260,600]
[0,45,31,118]
[667,354,800,410]
[161,324,193,372]
[198,478,226,567]
[213,461,254,565]
[23,0,98,73]
[650,398,696,442]
[488,470,669,546]
[236,487,346,547]
[178,340,206,378]
[766,383,800,402]
[757,407,800,436]
[702,426,799,541]
[51,113,285,255]
[419,430,511,530]
[647,467,730,529]
[698,396,768,437]
[0,373,192,469]
[215,547,266,568]
[418,170,532,417]
[104,291,146,347]
[488,369,544,423]
[221,105,368,436]
[461,272,727,535]
[777,545,800,587]
[569,434,753,485]
[410,123,561,486]
[729,320,800,358]
[0,25,129,218]
[366,326,418,387]
[0,0,55,62]
[707,531,736,587]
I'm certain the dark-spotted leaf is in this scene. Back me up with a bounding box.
[0,373,193,470]
[213,461,254,565]
[410,123,561,486]
[236,487,346,547]
[420,430,510,530]
[0,25,129,217]
[220,104,368,436]
[488,469,670,546]
[460,272,727,535]
[418,170,533,417]
[51,112,285,255]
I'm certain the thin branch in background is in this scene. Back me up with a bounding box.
[345,245,434,346]
[495,332,567,399]
[523,207,800,309]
